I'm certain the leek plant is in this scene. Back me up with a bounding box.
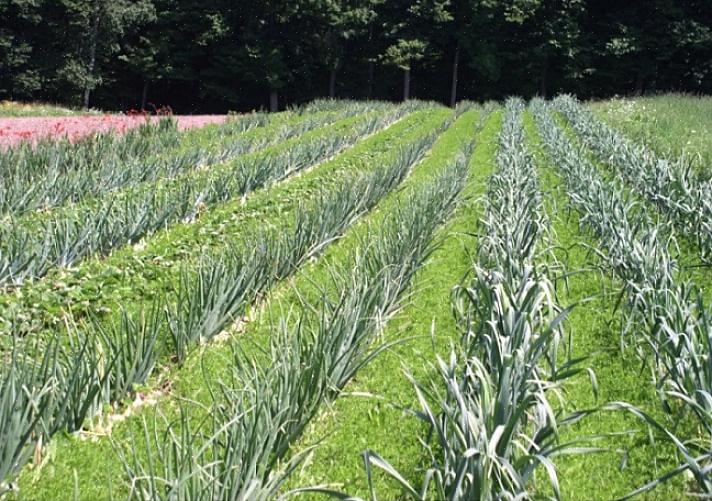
[115,131,472,500]
[302,99,431,115]
[553,95,712,262]
[94,308,162,403]
[532,98,712,497]
[361,99,591,500]
[0,346,55,496]
[0,106,411,287]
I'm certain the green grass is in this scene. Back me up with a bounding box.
[284,110,502,499]
[589,94,712,177]
[14,107,455,501]
[0,100,102,116]
[524,111,690,500]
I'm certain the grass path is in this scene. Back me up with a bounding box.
[15,108,463,500]
[0,101,100,117]
[524,111,688,500]
[283,110,502,499]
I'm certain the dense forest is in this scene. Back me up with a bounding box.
[1,0,711,112]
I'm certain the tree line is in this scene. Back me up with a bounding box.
[1,0,711,113]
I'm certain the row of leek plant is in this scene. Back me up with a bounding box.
[0,100,393,217]
[532,98,712,497]
[0,117,182,197]
[358,98,590,500]
[0,117,220,216]
[1,104,386,248]
[115,136,473,501]
[0,119,446,496]
[0,105,415,287]
[553,95,712,262]
[303,98,426,113]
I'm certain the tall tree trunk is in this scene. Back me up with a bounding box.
[329,67,337,98]
[367,61,374,99]
[403,68,411,101]
[140,80,149,110]
[634,67,645,96]
[269,90,278,112]
[450,43,460,107]
[366,22,375,100]
[83,0,101,109]
[539,52,548,98]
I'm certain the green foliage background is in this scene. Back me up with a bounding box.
[0,0,711,111]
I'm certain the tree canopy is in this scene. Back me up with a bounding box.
[1,0,710,112]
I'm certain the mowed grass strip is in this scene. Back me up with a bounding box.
[0,101,97,117]
[16,108,455,500]
[0,108,432,340]
[283,110,501,498]
[524,111,687,500]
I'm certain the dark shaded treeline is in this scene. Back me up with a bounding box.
[1,0,710,113]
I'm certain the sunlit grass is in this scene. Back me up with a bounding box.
[589,94,712,177]
[0,101,101,117]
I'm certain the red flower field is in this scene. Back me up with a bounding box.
[0,115,227,148]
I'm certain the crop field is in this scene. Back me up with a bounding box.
[0,96,711,500]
